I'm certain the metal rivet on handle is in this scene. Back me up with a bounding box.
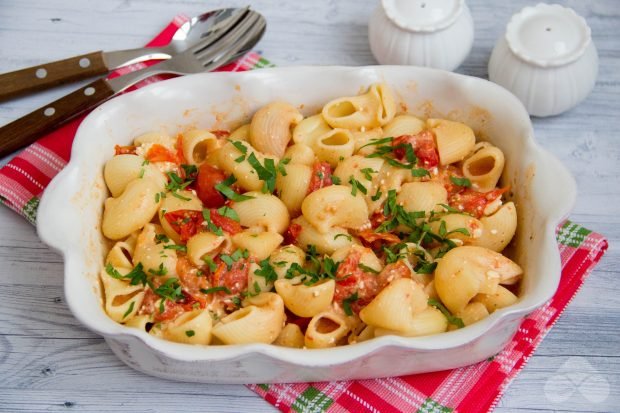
[79,58,91,68]
[44,107,55,117]
[36,68,47,79]
[84,87,95,96]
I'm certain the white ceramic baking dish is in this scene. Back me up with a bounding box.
[37,66,576,384]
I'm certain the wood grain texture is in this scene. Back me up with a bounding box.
[0,51,107,102]
[0,0,618,412]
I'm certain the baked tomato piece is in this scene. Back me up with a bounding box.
[392,130,439,168]
[333,250,380,314]
[195,164,227,208]
[145,143,179,163]
[307,162,333,194]
[449,187,509,218]
[163,210,204,242]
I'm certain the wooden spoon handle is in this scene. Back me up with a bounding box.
[0,78,115,157]
[0,51,108,102]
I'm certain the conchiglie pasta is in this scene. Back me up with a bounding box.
[283,143,316,166]
[427,118,476,165]
[106,241,134,269]
[211,292,285,344]
[455,302,489,327]
[269,245,306,281]
[104,154,166,197]
[102,178,162,240]
[232,231,283,261]
[186,232,228,266]
[374,307,448,338]
[359,278,428,332]
[292,217,356,255]
[274,279,335,317]
[275,163,312,214]
[352,127,383,153]
[474,285,518,313]
[133,223,177,277]
[133,131,174,147]
[332,155,384,195]
[396,182,447,216]
[301,185,369,233]
[250,101,303,158]
[231,192,290,233]
[304,310,351,349]
[181,129,219,166]
[331,245,383,273]
[292,114,332,147]
[471,202,517,252]
[162,309,213,345]
[434,246,523,314]
[274,323,305,348]
[101,268,145,323]
[229,124,251,141]
[312,128,355,167]
[462,145,505,192]
[382,115,425,138]
[428,213,484,243]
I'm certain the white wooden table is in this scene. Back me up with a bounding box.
[0,0,618,412]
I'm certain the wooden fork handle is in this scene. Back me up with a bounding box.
[0,51,108,102]
[0,78,115,157]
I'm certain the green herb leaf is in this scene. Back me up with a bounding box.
[254,258,278,284]
[450,176,472,188]
[277,158,291,176]
[217,206,240,222]
[371,189,383,202]
[202,209,224,236]
[202,256,218,272]
[163,244,188,253]
[359,137,393,149]
[181,164,198,178]
[414,261,437,274]
[138,168,145,179]
[330,174,341,185]
[122,301,135,319]
[200,286,232,295]
[348,176,367,196]
[154,278,184,302]
[360,168,377,181]
[231,141,248,162]
[428,298,465,328]
[247,152,277,193]
[358,263,379,274]
[342,292,359,316]
[171,191,192,201]
[148,263,168,276]
[185,330,195,337]
[155,234,170,244]
[214,176,255,202]
[411,168,430,178]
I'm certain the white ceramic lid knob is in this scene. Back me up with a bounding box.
[506,3,592,67]
[382,0,463,32]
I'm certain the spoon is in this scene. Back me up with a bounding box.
[0,7,248,102]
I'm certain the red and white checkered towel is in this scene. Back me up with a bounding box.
[0,15,608,413]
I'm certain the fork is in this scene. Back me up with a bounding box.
[0,9,266,158]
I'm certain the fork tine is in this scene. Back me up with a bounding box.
[199,15,266,71]
[194,11,261,62]
[188,7,251,55]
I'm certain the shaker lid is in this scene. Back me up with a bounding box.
[382,0,463,32]
[506,3,592,67]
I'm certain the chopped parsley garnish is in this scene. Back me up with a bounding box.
[138,168,145,179]
[411,168,430,178]
[155,192,166,203]
[371,189,383,201]
[185,330,195,337]
[349,176,368,196]
[148,263,168,276]
[246,152,281,193]
[200,286,232,295]
[254,258,278,284]
[217,205,240,222]
[202,209,224,236]
[330,174,341,185]
[202,256,218,272]
[105,262,147,286]
[231,296,242,308]
[450,176,472,188]
[360,168,377,181]
[165,171,193,194]
[122,301,135,319]
[163,244,188,253]
[214,175,254,202]
[358,263,380,274]
[285,254,340,286]
[231,140,248,162]
[428,298,465,328]
[219,249,247,270]
[277,158,291,176]
[154,278,184,301]
[414,260,437,274]
[342,292,359,316]
[155,234,170,244]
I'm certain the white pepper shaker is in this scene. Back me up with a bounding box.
[488,3,598,117]
[368,0,474,71]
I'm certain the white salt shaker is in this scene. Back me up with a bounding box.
[368,0,474,71]
[488,3,598,117]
